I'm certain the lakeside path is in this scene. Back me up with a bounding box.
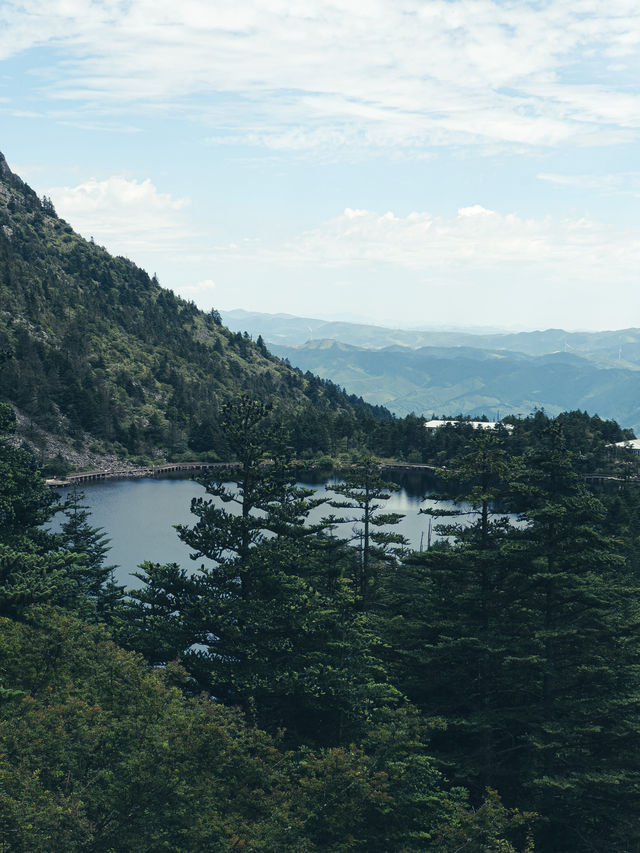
[45,462,640,488]
[45,461,238,487]
[45,460,631,488]
[45,460,444,487]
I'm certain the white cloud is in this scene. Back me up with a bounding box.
[219,205,640,286]
[192,203,640,330]
[179,278,217,301]
[267,206,640,328]
[2,1,640,153]
[457,205,496,218]
[48,175,192,253]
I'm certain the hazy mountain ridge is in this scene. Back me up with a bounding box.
[222,311,640,431]
[222,308,640,367]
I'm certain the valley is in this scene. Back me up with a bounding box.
[223,309,640,432]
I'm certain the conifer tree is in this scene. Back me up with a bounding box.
[0,401,85,618]
[381,432,518,795]
[386,423,640,851]
[327,456,408,608]
[59,486,123,618]
[119,400,411,747]
[508,422,640,851]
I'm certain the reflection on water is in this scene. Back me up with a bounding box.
[50,470,461,588]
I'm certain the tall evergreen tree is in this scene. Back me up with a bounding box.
[381,433,519,796]
[385,423,640,851]
[0,402,85,619]
[509,422,640,851]
[118,400,409,747]
[328,456,408,608]
[59,486,123,619]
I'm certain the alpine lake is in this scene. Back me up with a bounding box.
[49,467,467,588]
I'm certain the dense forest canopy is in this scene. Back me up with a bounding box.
[2,394,640,850]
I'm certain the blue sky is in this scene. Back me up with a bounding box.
[1,0,640,331]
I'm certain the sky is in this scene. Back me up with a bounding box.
[1,0,640,331]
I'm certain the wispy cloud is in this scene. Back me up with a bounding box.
[2,1,640,155]
[538,171,640,196]
[179,278,217,301]
[209,205,640,291]
[191,203,640,330]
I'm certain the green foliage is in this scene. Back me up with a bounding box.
[432,789,535,853]
[0,403,88,618]
[328,457,409,607]
[0,390,545,851]
[118,407,405,747]
[5,147,639,846]
[0,604,525,851]
[361,409,633,471]
[268,334,640,432]
[0,609,317,851]
[381,421,640,851]
[58,487,123,620]
[0,405,55,540]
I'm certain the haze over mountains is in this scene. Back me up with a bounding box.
[222,310,640,433]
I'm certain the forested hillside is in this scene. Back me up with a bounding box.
[270,339,640,427]
[0,152,387,467]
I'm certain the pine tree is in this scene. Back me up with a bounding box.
[327,456,408,608]
[382,432,520,797]
[509,422,640,851]
[385,423,640,851]
[59,486,122,618]
[0,402,84,618]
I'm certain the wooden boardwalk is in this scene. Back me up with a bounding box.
[45,461,239,488]
[45,460,638,488]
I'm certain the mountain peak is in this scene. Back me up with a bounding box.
[0,151,13,179]
[0,151,31,198]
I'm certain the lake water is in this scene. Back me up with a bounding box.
[51,471,461,588]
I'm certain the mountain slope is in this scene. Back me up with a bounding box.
[0,153,387,464]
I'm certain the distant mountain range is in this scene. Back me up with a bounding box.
[222,310,640,432]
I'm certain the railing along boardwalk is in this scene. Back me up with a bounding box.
[45,459,445,488]
[45,459,639,488]
[45,461,240,487]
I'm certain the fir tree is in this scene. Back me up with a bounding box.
[0,402,84,618]
[327,456,408,608]
[59,486,123,618]
[385,423,640,851]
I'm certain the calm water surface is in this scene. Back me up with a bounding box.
[52,472,459,588]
